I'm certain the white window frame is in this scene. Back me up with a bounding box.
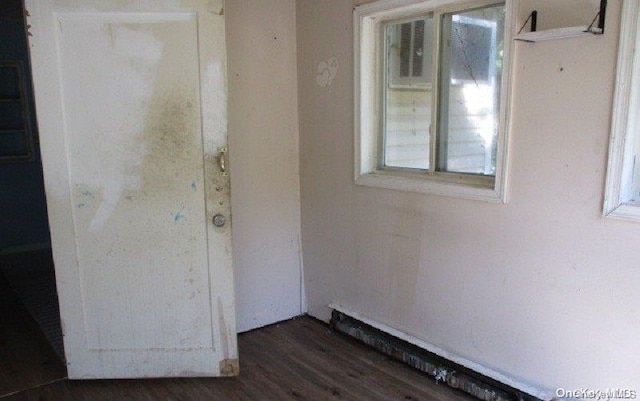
[354,0,515,202]
[603,0,640,221]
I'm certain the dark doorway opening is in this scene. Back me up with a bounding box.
[0,0,66,396]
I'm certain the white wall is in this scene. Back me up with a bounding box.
[227,0,303,332]
[298,0,639,391]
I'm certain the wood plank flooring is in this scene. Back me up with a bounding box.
[2,313,475,401]
[1,250,64,360]
[1,267,475,401]
[0,274,66,398]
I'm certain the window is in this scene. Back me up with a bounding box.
[355,0,514,201]
[604,0,640,221]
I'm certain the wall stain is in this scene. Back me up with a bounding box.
[174,210,186,222]
[74,184,100,212]
[207,0,224,15]
[217,296,230,358]
[64,13,231,352]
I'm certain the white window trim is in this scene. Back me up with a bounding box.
[354,0,515,202]
[604,0,640,221]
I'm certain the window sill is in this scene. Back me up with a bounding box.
[355,171,504,202]
[605,202,640,223]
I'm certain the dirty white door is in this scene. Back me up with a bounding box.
[26,0,237,379]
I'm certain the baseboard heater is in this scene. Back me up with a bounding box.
[330,309,542,401]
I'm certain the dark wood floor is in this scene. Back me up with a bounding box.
[0,274,66,398]
[1,279,474,401]
[1,250,64,360]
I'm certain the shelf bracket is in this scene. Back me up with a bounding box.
[517,10,537,35]
[584,0,607,34]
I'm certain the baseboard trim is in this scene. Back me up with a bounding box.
[329,304,551,401]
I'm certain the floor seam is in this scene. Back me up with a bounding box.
[0,377,68,399]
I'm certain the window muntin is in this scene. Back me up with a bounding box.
[380,2,505,177]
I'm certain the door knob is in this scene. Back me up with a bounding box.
[212,214,226,227]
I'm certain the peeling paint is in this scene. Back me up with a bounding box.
[315,56,338,88]
[64,23,164,231]
[56,12,216,354]
[174,211,186,222]
[217,296,229,358]
[207,0,224,15]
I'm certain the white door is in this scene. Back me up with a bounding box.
[26,0,237,379]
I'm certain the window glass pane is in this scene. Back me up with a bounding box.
[437,4,504,176]
[384,16,433,170]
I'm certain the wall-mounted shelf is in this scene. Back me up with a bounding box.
[514,26,601,43]
[514,0,606,43]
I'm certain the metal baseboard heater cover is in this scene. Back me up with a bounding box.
[330,310,542,401]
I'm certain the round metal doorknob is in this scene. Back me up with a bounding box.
[212,214,226,227]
